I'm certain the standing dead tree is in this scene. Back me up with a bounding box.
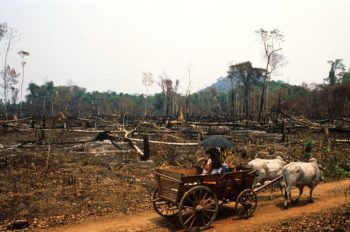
[1,26,19,115]
[158,73,179,118]
[158,72,169,116]
[1,66,20,113]
[172,79,179,117]
[227,69,236,119]
[185,65,192,120]
[18,50,30,117]
[142,72,154,117]
[256,29,285,123]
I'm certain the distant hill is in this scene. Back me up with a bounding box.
[200,75,291,93]
[201,76,238,93]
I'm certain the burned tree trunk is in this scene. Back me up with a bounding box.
[141,135,150,161]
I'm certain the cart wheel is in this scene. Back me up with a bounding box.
[152,189,178,217]
[235,189,258,219]
[178,186,219,232]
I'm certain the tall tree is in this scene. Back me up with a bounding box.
[326,59,345,85]
[158,72,168,116]
[0,66,19,112]
[0,23,7,39]
[341,68,350,83]
[172,79,179,117]
[10,86,19,105]
[228,61,264,124]
[164,78,173,117]
[256,28,285,122]
[142,72,154,117]
[185,65,192,120]
[18,50,30,117]
[1,26,19,115]
[226,71,236,119]
[158,73,177,117]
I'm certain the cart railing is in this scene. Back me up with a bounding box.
[154,169,183,202]
[154,168,257,203]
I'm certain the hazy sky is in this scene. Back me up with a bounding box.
[1,0,349,96]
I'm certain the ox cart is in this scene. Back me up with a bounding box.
[152,167,283,231]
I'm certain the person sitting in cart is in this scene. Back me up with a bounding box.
[202,148,229,174]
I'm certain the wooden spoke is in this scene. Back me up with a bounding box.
[192,191,199,204]
[202,211,212,221]
[182,205,195,210]
[179,186,218,232]
[189,215,196,228]
[152,189,178,218]
[235,189,258,219]
[184,212,196,225]
[203,208,216,213]
[203,201,216,209]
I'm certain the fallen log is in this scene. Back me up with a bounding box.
[0,116,32,123]
[128,137,198,146]
[188,121,238,127]
[126,138,144,156]
[329,128,350,133]
[334,139,350,144]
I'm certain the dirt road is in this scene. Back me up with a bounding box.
[47,179,349,232]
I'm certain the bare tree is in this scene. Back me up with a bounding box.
[185,65,192,120]
[18,50,30,117]
[1,27,19,114]
[164,78,173,117]
[158,72,168,116]
[158,72,179,117]
[256,28,285,122]
[0,66,19,112]
[10,86,19,104]
[172,79,179,117]
[142,72,154,117]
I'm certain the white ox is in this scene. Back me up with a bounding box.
[282,158,322,209]
[247,156,286,200]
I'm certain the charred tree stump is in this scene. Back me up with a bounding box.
[0,156,7,169]
[324,127,330,150]
[43,115,46,129]
[141,135,150,161]
[247,131,253,144]
[41,129,45,140]
[280,121,289,144]
[197,131,204,143]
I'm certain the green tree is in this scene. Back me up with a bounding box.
[326,59,345,85]
[226,71,236,118]
[0,23,7,39]
[340,68,350,83]
[228,61,264,123]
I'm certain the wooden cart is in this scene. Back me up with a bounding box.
[152,167,259,231]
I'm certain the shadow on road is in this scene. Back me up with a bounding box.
[148,204,247,231]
